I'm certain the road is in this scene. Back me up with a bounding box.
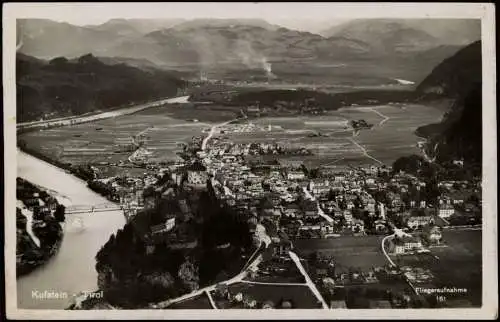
[442,224,482,231]
[201,118,239,151]
[367,108,391,126]
[205,290,218,310]
[288,251,329,309]
[17,200,41,248]
[17,95,191,131]
[381,233,396,267]
[345,106,391,165]
[380,224,423,295]
[153,252,264,309]
[322,157,345,167]
[135,126,153,140]
[302,187,334,224]
[201,110,248,151]
[347,137,384,165]
[240,280,306,286]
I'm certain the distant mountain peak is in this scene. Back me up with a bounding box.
[321,18,481,53]
[171,18,280,31]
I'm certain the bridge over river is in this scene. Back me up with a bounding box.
[63,203,138,233]
[65,203,123,214]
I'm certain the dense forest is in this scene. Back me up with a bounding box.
[414,41,482,165]
[231,88,420,110]
[92,180,254,308]
[16,53,186,122]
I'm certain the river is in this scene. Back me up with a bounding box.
[15,95,192,309]
[16,149,126,309]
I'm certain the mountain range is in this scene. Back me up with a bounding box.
[320,18,481,50]
[17,18,480,79]
[415,40,482,164]
[16,53,185,122]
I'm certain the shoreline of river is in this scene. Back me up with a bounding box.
[16,178,66,278]
[17,230,64,277]
[16,148,125,310]
[18,144,123,204]
[16,150,128,310]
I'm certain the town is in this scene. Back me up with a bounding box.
[70,118,481,309]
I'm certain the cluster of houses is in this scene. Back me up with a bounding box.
[211,284,296,309]
[310,257,416,309]
[101,131,481,261]
[184,132,480,244]
[92,117,482,278]
[16,178,61,221]
[204,138,312,158]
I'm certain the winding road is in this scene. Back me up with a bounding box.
[368,107,391,127]
[17,200,41,248]
[381,233,396,267]
[201,119,238,151]
[201,110,247,151]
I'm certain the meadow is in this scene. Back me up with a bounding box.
[293,235,388,272]
[217,103,444,168]
[19,104,216,167]
[20,99,444,177]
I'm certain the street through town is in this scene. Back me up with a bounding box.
[288,251,329,309]
[302,187,335,224]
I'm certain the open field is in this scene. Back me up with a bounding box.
[353,105,445,163]
[151,104,241,123]
[217,103,444,168]
[294,235,388,273]
[391,230,482,306]
[20,99,444,174]
[18,104,218,167]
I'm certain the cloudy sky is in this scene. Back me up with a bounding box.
[9,2,482,31]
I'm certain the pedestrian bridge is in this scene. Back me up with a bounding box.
[65,203,123,214]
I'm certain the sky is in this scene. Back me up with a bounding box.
[11,3,354,26]
[8,2,485,30]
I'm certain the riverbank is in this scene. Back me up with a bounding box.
[17,150,128,309]
[17,95,191,133]
[16,178,66,277]
[17,231,64,277]
[18,143,122,203]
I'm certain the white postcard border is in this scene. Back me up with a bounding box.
[3,2,497,320]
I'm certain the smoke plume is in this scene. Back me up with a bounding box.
[234,39,275,78]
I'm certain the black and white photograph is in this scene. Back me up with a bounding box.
[3,2,497,320]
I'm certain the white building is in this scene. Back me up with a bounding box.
[287,171,305,180]
[378,202,386,220]
[438,205,455,218]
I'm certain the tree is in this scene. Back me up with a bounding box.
[32,206,42,220]
[54,204,66,222]
[392,155,427,176]
[178,259,200,292]
[259,195,274,210]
